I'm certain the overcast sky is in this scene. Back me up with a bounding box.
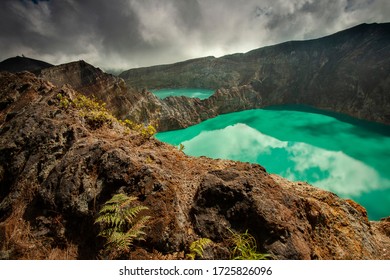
[0,0,389,72]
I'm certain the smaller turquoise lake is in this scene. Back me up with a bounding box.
[151,88,214,100]
[156,104,390,221]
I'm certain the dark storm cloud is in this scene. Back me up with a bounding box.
[0,0,146,69]
[0,0,389,71]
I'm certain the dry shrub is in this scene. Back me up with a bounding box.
[0,205,78,259]
[46,243,78,260]
[0,205,45,259]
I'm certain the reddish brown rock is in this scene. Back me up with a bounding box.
[0,72,389,259]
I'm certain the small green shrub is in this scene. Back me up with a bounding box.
[141,124,157,139]
[94,193,150,259]
[56,93,113,128]
[56,92,157,135]
[73,95,113,128]
[186,238,212,260]
[178,143,185,152]
[56,93,70,109]
[120,119,156,139]
[72,94,107,112]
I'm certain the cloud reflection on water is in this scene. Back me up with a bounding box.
[183,123,287,162]
[285,142,389,196]
[182,123,389,197]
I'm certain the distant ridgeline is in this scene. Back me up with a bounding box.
[0,56,53,74]
[120,22,390,127]
[1,23,389,131]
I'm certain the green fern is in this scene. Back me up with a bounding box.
[95,193,150,258]
[186,238,212,260]
[228,229,271,260]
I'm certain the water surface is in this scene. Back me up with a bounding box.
[156,105,390,220]
[151,88,214,100]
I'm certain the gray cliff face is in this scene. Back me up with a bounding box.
[128,85,263,131]
[119,56,242,90]
[120,23,390,125]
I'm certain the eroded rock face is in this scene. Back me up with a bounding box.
[37,61,264,132]
[0,72,389,259]
[39,60,139,120]
[120,23,390,125]
[37,61,203,131]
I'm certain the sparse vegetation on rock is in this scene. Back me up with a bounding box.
[56,92,114,129]
[119,119,156,139]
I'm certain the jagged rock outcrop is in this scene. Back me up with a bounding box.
[39,60,141,120]
[120,23,390,125]
[36,60,264,131]
[37,60,200,130]
[0,72,389,259]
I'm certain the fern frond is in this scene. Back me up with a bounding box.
[126,215,150,241]
[129,215,150,231]
[186,252,196,260]
[228,229,271,260]
[98,203,119,214]
[123,206,149,224]
[95,212,126,230]
[118,195,138,208]
[98,228,115,238]
[105,231,134,253]
[187,238,212,259]
[115,194,137,204]
[95,193,150,259]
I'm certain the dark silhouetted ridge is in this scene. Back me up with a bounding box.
[0,56,53,74]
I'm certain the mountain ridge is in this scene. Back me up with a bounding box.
[1,23,389,130]
[0,56,53,74]
[119,22,390,126]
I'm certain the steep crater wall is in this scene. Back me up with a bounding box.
[120,23,390,126]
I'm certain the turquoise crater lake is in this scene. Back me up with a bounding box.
[151,88,214,100]
[156,104,390,221]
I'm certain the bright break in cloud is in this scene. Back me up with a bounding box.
[0,0,389,72]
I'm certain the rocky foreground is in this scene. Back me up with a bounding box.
[0,72,389,259]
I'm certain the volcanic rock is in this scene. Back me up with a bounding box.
[0,72,389,259]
